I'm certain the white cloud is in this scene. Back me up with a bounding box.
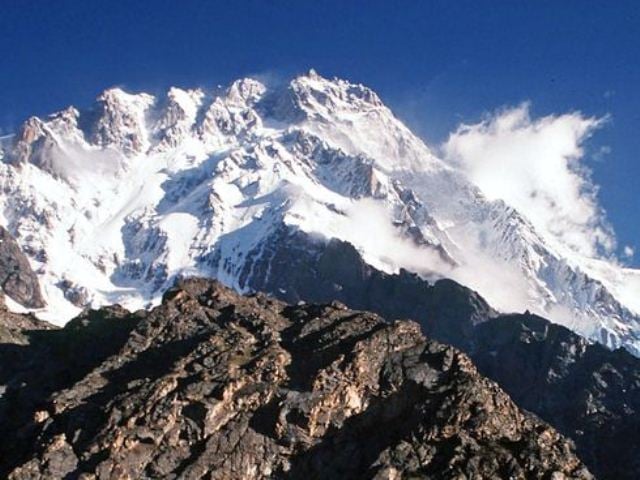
[291,193,533,314]
[593,145,611,162]
[442,102,613,258]
[341,198,532,314]
[624,245,635,258]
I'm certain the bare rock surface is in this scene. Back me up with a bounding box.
[0,291,55,344]
[249,234,640,480]
[1,278,591,479]
[472,313,640,480]
[0,226,45,308]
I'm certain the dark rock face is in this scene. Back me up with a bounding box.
[0,303,138,475]
[245,231,640,480]
[0,279,590,479]
[0,292,55,344]
[472,314,640,480]
[0,294,58,457]
[0,226,45,308]
[244,230,495,350]
[57,278,90,307]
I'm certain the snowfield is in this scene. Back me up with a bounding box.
[1,70,639,355]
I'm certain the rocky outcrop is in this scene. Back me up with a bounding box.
[246,232,495,350]
[247,233,640,480]
[0,279,590,479]
[472,313,640,480]
[0,292,54,344]
[0,226,45,308]
[90,88,154,155]
[0,293,56,447]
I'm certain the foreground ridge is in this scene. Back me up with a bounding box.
[243,234,640,479]
[0,278,590,479]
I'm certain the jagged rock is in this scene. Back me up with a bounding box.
[0,226,45,308]
[57,278,90,307]
[90,88,154,155]
[246,233,496,350]
[0,279,590,479]
[472,314,640,480]
[1,71,639,361]
[0,297,56,435]
[247,235,640,480]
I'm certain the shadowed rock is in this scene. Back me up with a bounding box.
[0,227,45,308]
[246,232,640,480]
[1,278,590,479]
[472,313,640,480]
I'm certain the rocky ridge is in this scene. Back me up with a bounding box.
[0,278,591,479]
[0,226,45,308]
[244,233,640,480]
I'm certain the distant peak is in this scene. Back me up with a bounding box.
[97,87,155,109]
[92,88,154,155]
[166,87,205,112]
[48,106,79,121]
[294,68,329,84]
[43,107,81,137]
[97,87,129,102]
[307,68,321,79]
[289,70,384,110]
[167,86,205,100]
[225,77,266,106]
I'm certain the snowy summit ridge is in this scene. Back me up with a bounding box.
[1,70,639,355]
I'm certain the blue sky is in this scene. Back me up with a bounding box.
[1,1,638,263]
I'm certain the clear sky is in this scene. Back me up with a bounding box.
[1,1,638,263]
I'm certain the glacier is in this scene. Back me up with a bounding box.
[0,69,639,355]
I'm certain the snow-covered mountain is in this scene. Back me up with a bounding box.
[1,70,639,355]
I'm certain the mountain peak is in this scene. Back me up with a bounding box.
[1,73,639,358]
[0,278,592,479]
[225,77,266,106]
[290,69,384,109]
[96,87,154,107]
[306,67,321,78]
[91,87,155,155]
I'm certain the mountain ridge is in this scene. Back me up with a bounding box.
[240,232,639,479]
[0,70,639,356]
[0,278,593,479]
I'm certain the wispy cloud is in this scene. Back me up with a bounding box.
[441,102,614,258]
[340,198,533,314]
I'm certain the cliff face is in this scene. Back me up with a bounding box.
[472,314,640,480]
[0,226,45,308]
[0,278,590,479]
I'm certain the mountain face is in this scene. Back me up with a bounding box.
[0,70,639,357]
[472,314,640,480]
[0,278,592,479]
[0,227,44,309]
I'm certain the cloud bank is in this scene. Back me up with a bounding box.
[340,198,531,314]
[441,103,613,258]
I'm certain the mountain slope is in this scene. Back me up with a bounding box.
[0,278,592,479]
[0,226,44,308]
[472,313,640,480]
[240,232,640,480]
[0,71,639,355]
